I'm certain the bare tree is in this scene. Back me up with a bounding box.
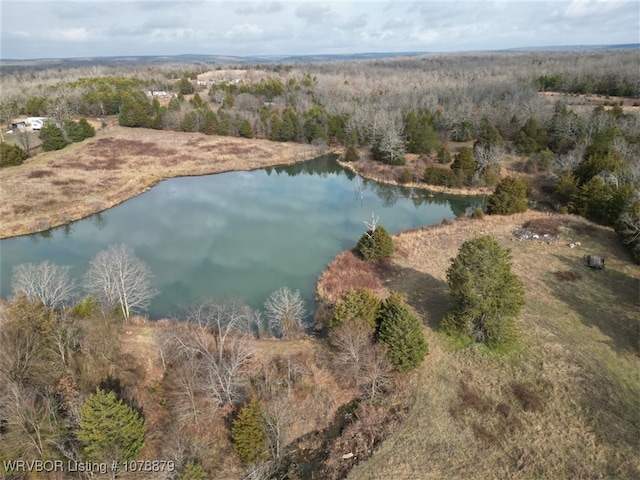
[165,300,257,419]
[329,320,393,400]
[11,260,76,308]
[84,244,159,321]
[264,287,307,339]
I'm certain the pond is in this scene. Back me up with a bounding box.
[0,156,480,319]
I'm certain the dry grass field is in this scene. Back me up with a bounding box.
[317,211,639,479]
[0,125,321,238]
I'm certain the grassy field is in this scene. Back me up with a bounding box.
[317,211,639,479]
[0,125,321,238]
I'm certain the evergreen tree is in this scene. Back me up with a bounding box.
[78,118,96,139]
[442,236,525,348]
[474,118,504,150]
[343,144,360,162]
[40,121,66,151]
[119,92,155,128]
[515,117,548,155]
[330,289,381,330]
[238,119,253,138]
[231,398,268,464]
[0,142,27,167]
[487,177,529,215]
[356,225,394,261]
[451,148,476,186]
[178,462,209,480]
[405,109,440,154]
[178,77,194,95]
[376,292,428,372]
[77,389,145,462]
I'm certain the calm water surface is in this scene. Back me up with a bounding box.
[0,156,480,318]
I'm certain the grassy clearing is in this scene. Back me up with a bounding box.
[0,125,321,238]
[314,211,639,479]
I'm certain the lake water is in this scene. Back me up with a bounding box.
[0,156,479,318]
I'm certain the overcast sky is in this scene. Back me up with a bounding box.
[1,1,638,59]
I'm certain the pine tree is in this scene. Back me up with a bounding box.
[231,398,268,464]
[442,236,525,348]
[40,121,66,151]
[0,142,27,167]
[487,177,529,215]
[356,225,394,261]
[376,292,428,372]
[77,389,145,462]
[343,144,360,162]
[330,289,381,330]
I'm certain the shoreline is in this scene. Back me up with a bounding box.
[0,126,324,239]
[336,158,493,196]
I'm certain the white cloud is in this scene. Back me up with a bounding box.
[224,23,265,40]
[409,27,440,45]
[44,27,91,43]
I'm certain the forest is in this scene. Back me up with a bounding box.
[1,49,639,479]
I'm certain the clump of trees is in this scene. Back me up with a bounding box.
[442,236,525,349]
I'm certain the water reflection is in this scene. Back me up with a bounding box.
[0,155,481,318]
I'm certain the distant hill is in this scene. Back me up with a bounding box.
[1,44,638,70]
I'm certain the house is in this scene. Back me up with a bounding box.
[587,255,605,269]
[27,117,47,131]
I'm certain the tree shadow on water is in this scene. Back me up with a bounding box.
[374,261,449,329]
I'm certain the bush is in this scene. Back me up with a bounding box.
[329,289,381,330]
[0,142,27,167]
[487,177,529,215]
[356,225,394,261]
[437,146,452,164]
[442,236,525,349]
[72,295,100,318]
[398,168,413,184]
[343,143,360,162]
[65,118,96,143]
[376,292,428,372]
[423,165,457,187]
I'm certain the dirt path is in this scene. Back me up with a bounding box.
[0,126,321,238]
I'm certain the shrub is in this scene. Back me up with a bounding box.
[487,177,529,215]
[398,168,413,184]
[0,142,27,167]
[356,225,394,261]
[343,143,360,162]
[423,165,456,187]
[376,292,428,372]
[442,236,525,349]
[72,295,99,318]
[437,146,452,164]
[329,289,381,330]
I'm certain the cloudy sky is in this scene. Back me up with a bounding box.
[1,1,638,59]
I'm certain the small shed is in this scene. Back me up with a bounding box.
[586,255,605,269]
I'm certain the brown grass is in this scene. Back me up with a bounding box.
[0,125,322,238]
[315,211,640,479]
